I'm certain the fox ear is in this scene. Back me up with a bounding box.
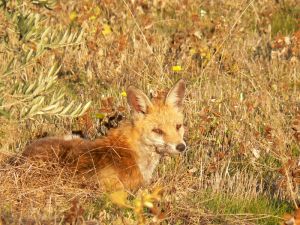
[127,86,153,114]
[165,79,186,109]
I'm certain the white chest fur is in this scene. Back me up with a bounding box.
[137,147,161,184]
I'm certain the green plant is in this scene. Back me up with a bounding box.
[0,0,90,120]
[271,6,300,37]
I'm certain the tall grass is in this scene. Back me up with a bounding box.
[0,0,300,224]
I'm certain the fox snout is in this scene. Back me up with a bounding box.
[166,141,186,154]
[176,143,186,152]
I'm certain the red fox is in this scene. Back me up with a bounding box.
[22,79,186,191]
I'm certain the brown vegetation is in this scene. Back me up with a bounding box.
[0,0,300,224]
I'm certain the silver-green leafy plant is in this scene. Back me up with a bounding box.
[1,63,91,119]
[31,0,57,9]
[3,10,84,76]
[0,0,91,120]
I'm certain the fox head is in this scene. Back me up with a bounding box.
[127,79,186,155]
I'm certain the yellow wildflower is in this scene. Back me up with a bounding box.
[102,24,112,35]
[172,65,182,72]
[69,11,77,22]
[89,15,97,21]
[121,91,127,97]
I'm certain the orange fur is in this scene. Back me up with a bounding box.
[22,79,186,191]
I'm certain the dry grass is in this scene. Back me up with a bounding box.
[1,0,300,224]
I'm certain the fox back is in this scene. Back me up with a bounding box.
[22,79,186,191]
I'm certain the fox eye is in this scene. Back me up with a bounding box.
[152,128,164,135]
[176,124,182,130]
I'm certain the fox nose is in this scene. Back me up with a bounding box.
[176,143,186,152]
